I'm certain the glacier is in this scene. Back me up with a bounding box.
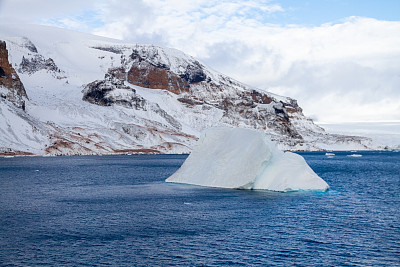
[166,127,329,192]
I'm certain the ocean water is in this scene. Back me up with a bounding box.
[0,151,399,266]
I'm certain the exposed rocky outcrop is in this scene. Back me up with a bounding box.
[123,46,207,94]
[83,67,146,109]
[84,43,312,143]
[6,37,63,76]
[0,40,28,110]
[20,37,38,53]
[127,62,190,94]
[127,53,191,94]
[19,55,60,74]
[83,67,182,131]
[88,45,308,142]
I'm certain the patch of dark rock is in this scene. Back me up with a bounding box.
[0,66,7,78]
[91,46,123,54]
[19,55,60,74]
[179,61,206,83]
[177,97,203,106]
[22,38,38,53]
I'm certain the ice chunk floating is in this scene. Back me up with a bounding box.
[166,127,329,192]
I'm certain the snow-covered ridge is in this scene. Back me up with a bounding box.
[0,24,376,156]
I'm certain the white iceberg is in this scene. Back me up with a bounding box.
[347,154,363,157]
[166,127,329,192]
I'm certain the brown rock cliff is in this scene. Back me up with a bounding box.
[0,40,28,110]
[127,60,190,94]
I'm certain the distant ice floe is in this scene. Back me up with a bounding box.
[166,127,329,192]
[325,152,335,156]
[347,154,363,157]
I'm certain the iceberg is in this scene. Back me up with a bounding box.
[166,127,329,192]
[347,154,362,157]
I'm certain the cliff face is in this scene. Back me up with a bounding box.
[127,60,190,94]
[0,40,27,110]
[125,48,207,95]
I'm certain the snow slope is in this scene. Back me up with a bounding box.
[0,24,377,155]
[166,127,329,192]
[319,122,400,150]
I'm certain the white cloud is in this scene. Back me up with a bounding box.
[0,0,399,123]
[0,0,98,22]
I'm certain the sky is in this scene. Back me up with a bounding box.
[0,0,399,123]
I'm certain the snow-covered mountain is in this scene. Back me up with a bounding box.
[0,24,375,156]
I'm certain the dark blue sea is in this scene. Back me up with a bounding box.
[0,151,399,266]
